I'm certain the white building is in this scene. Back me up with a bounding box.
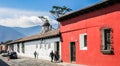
[7,29,61,60]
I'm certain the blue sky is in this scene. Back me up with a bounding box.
[0,0,101,28]
[0,0,101,11]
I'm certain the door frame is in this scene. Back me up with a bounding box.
[70,42,76,62]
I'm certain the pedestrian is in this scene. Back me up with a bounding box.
[49,50,54,62]
[34,51,37,59]
[54,51,59,62]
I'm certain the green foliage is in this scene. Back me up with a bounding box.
[50,6,72,18]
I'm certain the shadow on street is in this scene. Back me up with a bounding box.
[0,59,9,66]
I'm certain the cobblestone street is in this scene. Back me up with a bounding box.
[0,55,86,66]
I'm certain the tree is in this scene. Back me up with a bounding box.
[38,16,49,23]
[50,6,72,28]
[50,6,72,19]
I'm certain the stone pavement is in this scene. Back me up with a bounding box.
[0,55,87,66]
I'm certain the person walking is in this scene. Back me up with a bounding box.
[54,51,59,62]
[34,51,37,59]
[49,50,54,62]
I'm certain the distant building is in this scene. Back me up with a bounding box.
[7,18,61,60]
[0,40,12,53]
[57,0,120,66]
[0,43,7,52]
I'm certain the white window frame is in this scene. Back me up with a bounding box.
[79,33,87,50]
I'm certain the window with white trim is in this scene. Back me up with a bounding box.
[79,33,87,50]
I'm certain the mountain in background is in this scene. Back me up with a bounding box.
[0,25,25,42]
[0,25,41,42]
[13,25,41,36]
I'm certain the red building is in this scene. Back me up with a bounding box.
[57,0,120,66]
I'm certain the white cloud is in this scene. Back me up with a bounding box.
[0,7,58,28]
[0,16,41,27]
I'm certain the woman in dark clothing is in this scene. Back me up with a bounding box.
[49,50,54,62]
[54,51,59,62]
[34,51,37,59]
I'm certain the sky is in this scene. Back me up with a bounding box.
[0,0,101,28]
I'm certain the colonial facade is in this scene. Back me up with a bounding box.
[57,0,120,66]
[8,29,61,60]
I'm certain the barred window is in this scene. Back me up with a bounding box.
[101,28,113,54]
[102,28,111,50]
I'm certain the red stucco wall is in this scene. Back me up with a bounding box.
[60,4,120,66]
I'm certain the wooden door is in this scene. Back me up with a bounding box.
[70,42,76,62]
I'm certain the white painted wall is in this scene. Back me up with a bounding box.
[8,37,61,61]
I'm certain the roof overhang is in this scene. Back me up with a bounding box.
[7,29,60,45]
